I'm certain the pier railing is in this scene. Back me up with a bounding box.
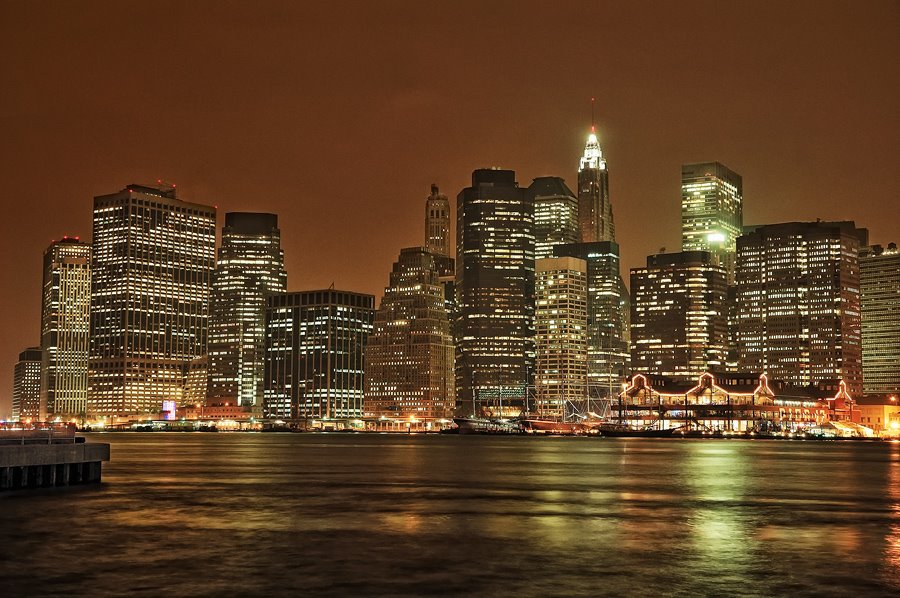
[0,423,79,445]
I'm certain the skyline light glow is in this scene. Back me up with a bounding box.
[1,1,898,418]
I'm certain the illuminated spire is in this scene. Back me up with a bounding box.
[580,97,606,171]
[579,129,605,172]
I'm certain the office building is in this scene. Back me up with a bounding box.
[554,241,629,397]
[207,213,287,411]
[425,184,451,257]
[631,252,728,381]
[578,127,614,243]
[531,176,580,259]
[12,347,42,422]
[735,221,867,394]
[39,237,91,420]
[264,289,374,420]
[535,256,588,417]
[456,169,534,415]
[365,247,455,420]
[859,243,899,393]
[89,184,216,416]
[681,162,743,282]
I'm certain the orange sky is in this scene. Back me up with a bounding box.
[1,1,898,417]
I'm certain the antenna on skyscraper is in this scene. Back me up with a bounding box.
[591,97,595,133]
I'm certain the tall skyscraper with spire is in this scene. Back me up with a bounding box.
[578,109,614,243]
[554,109,629,397]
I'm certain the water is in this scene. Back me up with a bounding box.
[2,434,899,597]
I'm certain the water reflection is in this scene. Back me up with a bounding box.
[0,435,898,597]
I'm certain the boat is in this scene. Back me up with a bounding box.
[597,423,676,438]
[521,417,597,435]
[452,417,523,435]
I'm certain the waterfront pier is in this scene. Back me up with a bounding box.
[0,424,110,492]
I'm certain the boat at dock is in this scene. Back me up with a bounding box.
[452,417,523,435]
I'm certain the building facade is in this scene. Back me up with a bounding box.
[535,256,588,418]
[12,347,42,422]
[860,243,899,393]
[681,162,743,283]
[578,128,614,243]
[631,252,728,381]
[554,241,629,397]
[365,247,455,420]
[531,176,580,260]
[735,221,866,394]
[89,184,216,416]
[39,237,91,420]
[425,184,451,257]
[264,289,374,420]
[207,213,287,411]
[455,169,535,416]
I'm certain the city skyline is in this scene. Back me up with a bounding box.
[1,2,898,417]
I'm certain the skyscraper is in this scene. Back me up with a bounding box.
[859,243,898,393]
[12,347,41,422]
[264,289,374,421]
[681,162,743,283]
[554,241,630,397]
[365,247,455,420]
[207,213,287,411]
[630,252,728,381]
[535,256,588,417]
[89,184,216,417]
[425,184,451,257]
[39,237,91,420]
[577,127,614,243]
[531,176,580,259]
[735,221,867,393]
[456,168,534,415]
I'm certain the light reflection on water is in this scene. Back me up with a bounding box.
[1,434,899,596]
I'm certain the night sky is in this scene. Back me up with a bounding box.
[1,1,898,418]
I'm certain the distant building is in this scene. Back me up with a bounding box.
[365,247,455,420]
[13,347,42,422]
[535,256,588,417]
[631,252,728,381]
[425,184,451,258]
[264,289,374,420]
[531,176,580,259]
[735,221,867,394]
[860,243,900,393]
[554,241,629,397]
[856,395,900,436]
[456,169,535,415]
[39,237,91,420]
[89,184,216,417]
[207,213,287,412]
[578,127,614,243]
[681,162,743,283]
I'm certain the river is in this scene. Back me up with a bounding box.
[2,434,899,596]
